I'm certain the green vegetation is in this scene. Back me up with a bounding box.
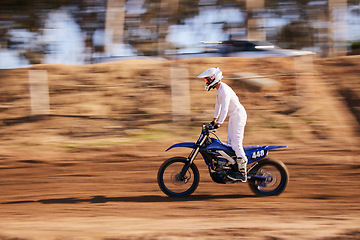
[300,116,318,125]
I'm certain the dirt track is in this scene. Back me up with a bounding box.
[0,56,359,239]
[1,142,359,240]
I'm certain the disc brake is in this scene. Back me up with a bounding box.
[175,173,189,183]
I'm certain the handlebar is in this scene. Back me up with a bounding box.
[204,123,217,133]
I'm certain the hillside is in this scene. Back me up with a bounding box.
[0,55,358,150]
[0,56,359,240]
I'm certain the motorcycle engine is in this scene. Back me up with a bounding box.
[209,170,228,184]
[208,153,232,184]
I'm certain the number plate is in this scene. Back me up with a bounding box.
[251,150,266,159]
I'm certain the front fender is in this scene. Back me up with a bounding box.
[166,142,196,151]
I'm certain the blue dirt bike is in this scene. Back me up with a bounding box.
[157,123,289,197]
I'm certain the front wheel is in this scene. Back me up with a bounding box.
[248,158,289,196]
[157,157,199,197]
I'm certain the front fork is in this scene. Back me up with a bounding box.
[178,147,199,180]
[179,135,207,179]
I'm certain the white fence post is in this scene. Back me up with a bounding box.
[170,64,191,122]
[28,70,50,116]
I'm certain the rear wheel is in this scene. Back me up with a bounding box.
[248,159,289,196]
[157,157,199,197]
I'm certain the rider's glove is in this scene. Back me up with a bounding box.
[208,121,219,131]
[210,121,219,129]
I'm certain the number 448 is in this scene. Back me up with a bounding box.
[252,150,265,159]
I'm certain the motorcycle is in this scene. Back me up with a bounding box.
[157,123,289,197]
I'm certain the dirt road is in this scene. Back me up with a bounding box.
[1,141,359,240]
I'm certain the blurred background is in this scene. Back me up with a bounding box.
[0,3,359,239]
[0,0,359,151]
[0,0,359,146]
[0,0,359,68]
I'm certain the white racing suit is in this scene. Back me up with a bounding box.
[214,83,247,160]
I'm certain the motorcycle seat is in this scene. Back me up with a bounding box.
[243,145,263,151]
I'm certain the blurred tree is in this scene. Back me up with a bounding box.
[0,0,106,63]
[0,0,355,64]
[0,0,78,63]
[265,0,321,51]
[277,21,316,49]
[132,0,202,55]
[0,0,74,31]
[134,0,245,55]
[246,0,266,40]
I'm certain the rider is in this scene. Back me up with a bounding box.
[198,67,248,182]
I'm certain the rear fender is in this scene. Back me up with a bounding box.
[166,142,196,151]
[247,146,287,163]
[265,146,288,151]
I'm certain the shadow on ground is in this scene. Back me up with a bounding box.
[2,194,258,204]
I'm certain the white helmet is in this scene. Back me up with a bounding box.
[197,67,223,91]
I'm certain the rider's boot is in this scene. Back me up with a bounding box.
[228,156,248,182]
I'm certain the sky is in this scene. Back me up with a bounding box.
[42,10,86,65]
[166,7,245,52]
